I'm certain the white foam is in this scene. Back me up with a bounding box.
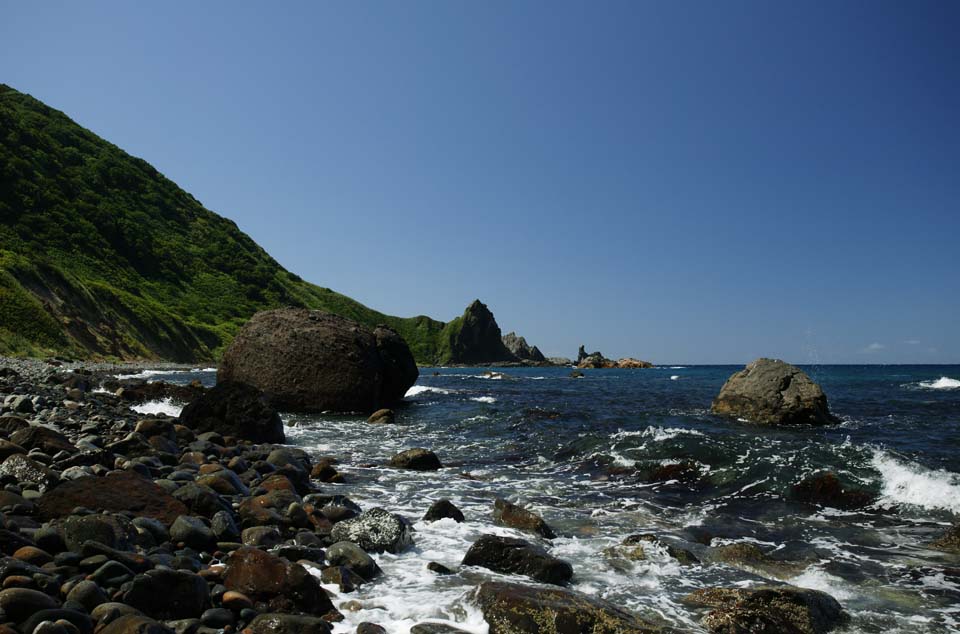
[470,396,497,404]
[611,426,704,442]
[670,375,680,380]
[405,385,456,397]
[789,567,855,601]
[871,450,960,513]
[114,369,173,381]
[130,398,183,417]
[918,376,960,390]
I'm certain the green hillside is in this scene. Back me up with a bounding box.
[0,84,449,362]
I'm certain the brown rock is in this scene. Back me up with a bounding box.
[493,498,556,539]
[223,547,336,616]
[366,409,395,424]
[711,358,837,425]
[684,585,848,633]
[37,471,188,524]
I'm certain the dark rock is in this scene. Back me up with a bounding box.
[123,569,209,620]
[218,309,419,413]
[792,472,875,510]
[0,440,26,461]
[645,461,702,484]
[200,608,234,629]
[171,483,232,519]
[443,300,517,364]
[89,602,144,625]
[22,610,93,634]
[241,526,281,548]
[427,562,454,575]
[320,565,365,592]
[326,541,380,580]
[96,614,173,634]
[502,332,546,363]
[210,511,240,542]
[178,382,284,444]
[711,358,837,425]
[246,614,332,634]
[65,580,108,611]
[355,625,385,634]
[462,535,572,585]
[0,416,29,435]
[60,514,136,552]
[0,587,59,622]
[684,585,848,633]
[475,580,667,633]
[223,547,336,617]
[170,516,216,551]
[37,472,188,524]
[389,448,442,471]
[493,498,556,539]
[410,625,473,634]
[329,508,413,554]
[10,426,76,455]
[0,529,34,555]
[931,524,960,554]
[423,499,464,523]
[0,454,59,492]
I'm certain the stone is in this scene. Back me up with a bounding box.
[366,409,395,424]
[792,472,875,510]
[60,514,136,552]
[684,585,848,633]
[10,426,76,455]
[711,358,837,425]
[22,610,93,634]
[218,309,419,413]
[0,440,26,461]
[930,523,960,554]
[171,483,232,518]
[475,580,667,633]
[178,381,284,444]
[223,547,336,616]
[423,499,465,523]
[123,569,210,620]
[200,608,234,629]
[427,562,454,575]
[37,471,187,524]
[355,625,385,634]
[95,615,173,634]
[241,526,281,548]
[325,541,380,580]
[329,508,413,554]
[0,587,59,622]
[0,454,59,492]
[246,614,332,634]
[388,448,442,471]
[220,590,253,611]
[462,535,572,585]
[493,498,556,539]
[65,580,108,611]
[170,516,217,551]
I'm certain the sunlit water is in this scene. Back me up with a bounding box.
[132,365,960,633]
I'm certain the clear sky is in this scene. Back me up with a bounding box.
[2,1,957,363]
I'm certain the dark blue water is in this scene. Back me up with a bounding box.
[139,364,960,633]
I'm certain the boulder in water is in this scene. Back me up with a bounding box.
[711,358,837,425]
[493,498,556,539]
[684,585,848,633]
[462,534,572,585]
[178,380,284,443]
[328,507,413,554]
[218,309,418,413]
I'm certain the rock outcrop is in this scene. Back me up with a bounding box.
[501,332,546,363]
[712,358,837,425]
[440,300,517,364]
[218,309,419,413]
[576,346,653,369]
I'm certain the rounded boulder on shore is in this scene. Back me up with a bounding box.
[218,308,418,413]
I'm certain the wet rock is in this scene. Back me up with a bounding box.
[462,535,572,585]
[475,580,666,633]
[427,562,454,575]
[423,499,465,523]
[223,547,336,616]
[37,472,188,524]
[711,358,837,425]
[179,381,285,444]
[410,625,473,634]
[96,614,174,634]
[246,614,333,634]
[200,608,234,629]
[218,309,418,413]
[366,409,395,425]
[388,448,442,471]
[645,460,703,484]
[930,523,960,554]
[241,526,281,548]
[0,587,60,621]
[355,625,385,634]
[493,498,556,539]
[329,508,413,554]
[123,569,209,620]
[792,472,875,510]
[221,590,253,611]
[320,565,366,592]
[684,585,848,633]
[326,541,381,580]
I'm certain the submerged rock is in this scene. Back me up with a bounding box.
[178,381,284,444]
[218,308,418,413]
[684,585,848,633]
[792,472,875,510]
[462,534,572,585]
[389,448,443,471]
[711,358,837,425]
[930,523,960,554]
[475,580,669,633]
[493,498,556,539]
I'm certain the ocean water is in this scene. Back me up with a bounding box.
[135,365,960,633]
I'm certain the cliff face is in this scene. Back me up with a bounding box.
[439,300,518,364]
[502,332,546,363]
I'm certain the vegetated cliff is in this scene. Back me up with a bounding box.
[438,300,520,364]
[0,84,452,362]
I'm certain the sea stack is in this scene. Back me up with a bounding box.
[218,308,418,413]
[711,358,837,425]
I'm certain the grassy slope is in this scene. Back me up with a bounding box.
[0,84,449,363]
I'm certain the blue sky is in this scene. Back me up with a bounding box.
[2,1,957,363]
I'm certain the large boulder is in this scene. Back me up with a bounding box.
[684,585,848,633]
[475,581,669,634]
[502,332,546,363]
[37,471,188,524]
[178,381,284,443]
[329,507,413,554]
[223,546,336,617]
[218,309,418,413]
[462,535,572,585]
[123,569,210,620]
[493,498,556,539]
[711,358,837,425]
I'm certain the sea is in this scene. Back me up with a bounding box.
[128,364,960,633]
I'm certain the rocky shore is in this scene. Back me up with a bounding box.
[0,356,865,634]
